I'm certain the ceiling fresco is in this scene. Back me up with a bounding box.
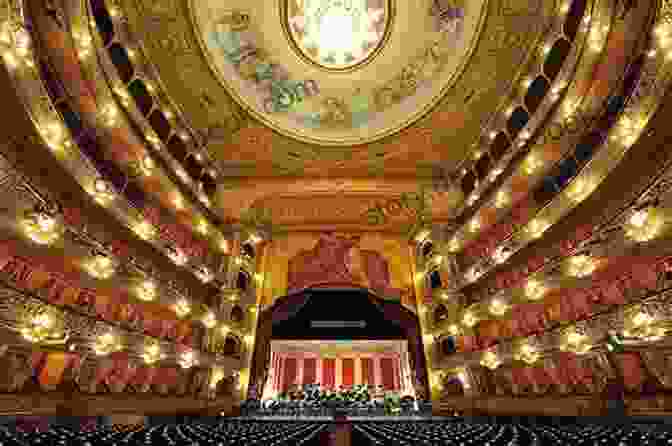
[191,0,482,145]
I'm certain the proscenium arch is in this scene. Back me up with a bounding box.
[248,287,430,398]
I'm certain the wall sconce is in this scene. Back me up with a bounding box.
[567,254,596,278]
[488,298,508,316]
[142,342,165,364]
[21,208,64,245]
[480,351,501,370]
[93,332,123,356]
[202,311,217,329]
[625,207,664,242]
[495,190,510,209]
[525,279,546,301]
[173,298,191,318]
[90,178,115,205]
[515,343,540,365]
[523,153,543,175]
[133,220,155,241]
[21,313,68,345]
[83,252,117,280]
[178,350,198,369]
[560,330,592,354]
[462,311,478,327]
[492,245,512,264]
[195,266,213,283]
[624,310,666,342]
[136,280,157,301]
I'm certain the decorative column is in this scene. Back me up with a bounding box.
[335,357,342,388]
[355,356,362,385]
[374,355,382,389]
[297,356,304,386]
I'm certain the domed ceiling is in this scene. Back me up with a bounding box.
[191,0,484,146]
[121,0,554,229]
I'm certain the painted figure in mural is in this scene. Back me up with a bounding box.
[211,11,320,115]
[287,233,404,299]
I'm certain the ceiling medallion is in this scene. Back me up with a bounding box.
[282,0,392,72]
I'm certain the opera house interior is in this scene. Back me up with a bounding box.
[1,0,672,443]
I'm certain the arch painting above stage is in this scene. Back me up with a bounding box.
[286,232,410,301]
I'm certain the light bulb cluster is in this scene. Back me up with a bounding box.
[22,210,63,245]
[623,310,666,342]
[202,311,217,329]
[515,343,540,365]
[491,245,512,264]
[93,332,123,356]
[462,311,478,327]
[488,298,509,316]
[178,350,198,369]
[173,298,192,318]
[21,313,66,344]
[625,208,664,242]
[142,342,165,364]
[560,330,591,354]
[195,266,214,283]
[90,178,116,205]
[525,279,547,301]
[567,254,596,278]
[83,252,117,280]
[480,351,501,370]
[136,280,157,301]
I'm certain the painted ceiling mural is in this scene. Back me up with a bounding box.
[196,0,476,145]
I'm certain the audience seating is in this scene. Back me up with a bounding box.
[0,419,670,445]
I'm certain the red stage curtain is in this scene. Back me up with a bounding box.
[284,357,297,389]
[322,358,335,389]
[342,358,354,387]
[303,358,316,385]
[381,357,394,390]
[362,358,374,386]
